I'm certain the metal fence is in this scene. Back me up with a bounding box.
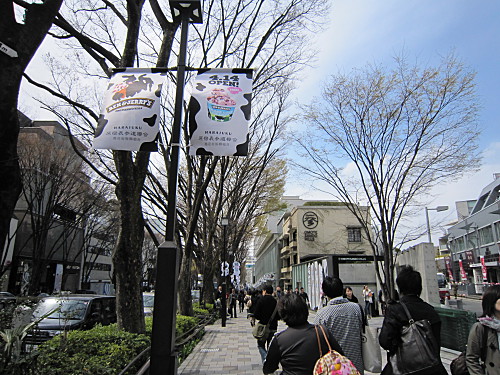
[433,305,477,352]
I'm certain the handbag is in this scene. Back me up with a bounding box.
[252,303,278,340]
[314,325,361,375]
[362,325,382,373]
[450,324,488,375]
[389,302,442,375]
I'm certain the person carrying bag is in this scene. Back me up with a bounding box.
[252,303,278,341]
[379,266,447,375]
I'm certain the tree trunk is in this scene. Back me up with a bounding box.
[0,0,63,267]
[112,151,148,333]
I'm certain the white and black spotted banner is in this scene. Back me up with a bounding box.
[188,68,253,156]
[93,68,166,151]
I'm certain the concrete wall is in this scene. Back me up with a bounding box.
[398,243,440,304]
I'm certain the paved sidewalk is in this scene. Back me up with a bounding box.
[178,313,459,375]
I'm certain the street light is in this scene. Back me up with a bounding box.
[149,2,202,374]
[221,217,229,327]
[425,205,448,244]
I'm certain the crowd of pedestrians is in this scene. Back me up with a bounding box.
[212,265,500,375]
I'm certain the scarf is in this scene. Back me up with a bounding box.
[479,316,500,332]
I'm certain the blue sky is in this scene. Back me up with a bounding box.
[285,0,500,244]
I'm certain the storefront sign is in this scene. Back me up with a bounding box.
[188,68,253,156]
[304,231,317,241]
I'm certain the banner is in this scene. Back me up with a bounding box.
[459,260,467,281]
[188,68,253,156]
[444,257,454,281]
[93,68,166,151]
[480,255,488,282]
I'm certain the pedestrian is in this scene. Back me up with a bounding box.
[378,289,386,315]
[379,265,447,375]
[294,287,299,295]
[276,286,283,299]
[343,286,359,303]
[215,285,223,309]
[314,276,365,374]
[238,290,245,313]
[263,293,344,375]
[228,288,238,318]
[466,284,500,375]
[299,287,310,307]
[254,285,279,363]
[362,285,373,319]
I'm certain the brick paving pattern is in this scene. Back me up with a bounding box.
[178,312,459,375]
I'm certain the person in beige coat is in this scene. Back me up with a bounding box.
[466,285,500,375]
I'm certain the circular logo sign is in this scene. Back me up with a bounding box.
[302,211,319,229]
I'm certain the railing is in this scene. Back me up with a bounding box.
[433,305,477,352]
[118,310,218,375]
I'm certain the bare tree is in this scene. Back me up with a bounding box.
[23,0,329,329]
[295,54,481,298]
[15,127,90,294]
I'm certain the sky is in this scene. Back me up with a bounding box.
[18,0,500,247]
[284,0,500,246]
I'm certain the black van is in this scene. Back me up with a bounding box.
[24,294,116,349]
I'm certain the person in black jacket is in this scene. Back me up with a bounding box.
[254,285,279,363]
[263,293,344,375]
[379,265,447,375]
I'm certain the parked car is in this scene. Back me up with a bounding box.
[0,291,16,309]
[143,292,155,317]
[24,294,116,349]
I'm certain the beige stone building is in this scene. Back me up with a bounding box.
[279,203,372,289]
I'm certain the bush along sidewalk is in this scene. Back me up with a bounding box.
[0,302,217,375]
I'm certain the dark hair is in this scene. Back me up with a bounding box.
[396,265,422,296]
[322,276,344,298]
[277,293,308,327]
[264,285,273,295]
[482,285,500,317]
[343,286,353,298]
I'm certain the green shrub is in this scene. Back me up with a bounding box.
[193,307,209,316]
[36,324,150,375]
[176,315,198,337]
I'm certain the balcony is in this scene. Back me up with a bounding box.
[281,266,291,273]
[280,246,290,255]
[289,240,297,248]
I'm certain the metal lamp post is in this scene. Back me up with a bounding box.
[425,205,448,244]
[221,217,228,327]
[149,1,202,374]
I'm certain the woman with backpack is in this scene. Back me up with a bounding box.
[466,285,500,375]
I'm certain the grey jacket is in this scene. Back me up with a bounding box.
[466,322,500,375]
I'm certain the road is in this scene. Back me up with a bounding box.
[445,297,482,315]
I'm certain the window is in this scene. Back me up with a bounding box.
[347,228,362,243]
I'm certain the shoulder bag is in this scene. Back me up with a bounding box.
[389,301,442,375]
[314,325,361,375]
[450,324,488,375]
[252,303,278,340]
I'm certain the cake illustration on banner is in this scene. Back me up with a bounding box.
[206,88,237,122]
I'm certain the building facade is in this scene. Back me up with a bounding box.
[279,203,372,290]
[1,116,114,295]
[447,174,500,294]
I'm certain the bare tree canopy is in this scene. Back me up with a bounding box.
[295,54,481,297]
